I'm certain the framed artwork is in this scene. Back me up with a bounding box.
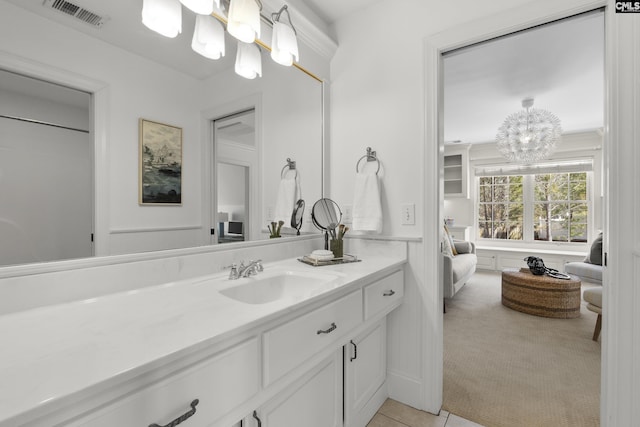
[139,118,183,205]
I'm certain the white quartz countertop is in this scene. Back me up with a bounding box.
[0,254,405,426]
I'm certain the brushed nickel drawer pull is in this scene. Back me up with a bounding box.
[149,399,199,427]
[383,290,396,297]
[317,322,337,334]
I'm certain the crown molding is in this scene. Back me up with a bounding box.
[262,0,338,61]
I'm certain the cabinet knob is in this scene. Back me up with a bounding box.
[149,399,199,427]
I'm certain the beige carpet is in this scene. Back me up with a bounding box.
[443,271,600,427]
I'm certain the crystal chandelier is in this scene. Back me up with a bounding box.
[496,98,562,164]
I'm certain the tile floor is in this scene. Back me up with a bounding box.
[368,399,484,427]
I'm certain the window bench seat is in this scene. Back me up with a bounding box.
[475,246,587,272]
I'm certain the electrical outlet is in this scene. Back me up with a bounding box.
[401,203,415,225]
[265,206,274,221]
[343,204,353,224]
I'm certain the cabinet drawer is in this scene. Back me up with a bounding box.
[364,270,404,320]
[477,254,496,270]
[70,338,260,427]
[263,290,363,386]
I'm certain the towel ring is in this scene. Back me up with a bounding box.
[281,158,298,179]
[355,147,380,175]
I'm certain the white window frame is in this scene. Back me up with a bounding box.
[474,162,593,249]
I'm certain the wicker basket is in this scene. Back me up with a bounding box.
[501,268,581,318]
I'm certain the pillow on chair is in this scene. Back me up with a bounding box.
[585,233,603,266]
[444,225,458,255]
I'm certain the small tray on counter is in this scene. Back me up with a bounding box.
[298,253,361,267]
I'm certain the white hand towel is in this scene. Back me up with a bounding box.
[352,171,382,233]
[273,171,300,225]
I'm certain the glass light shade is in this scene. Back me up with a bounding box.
[227,0,260,43]
[179,0,219,15]
[496,106,562,164]
[235,41,262,79]
[192,15,225,59]
[142,0,182,38]
[270,21,299,66]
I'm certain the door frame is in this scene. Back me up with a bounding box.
[0,52,108,256]
[422,0,639,423]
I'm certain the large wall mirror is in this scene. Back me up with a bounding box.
[0,0,325,269]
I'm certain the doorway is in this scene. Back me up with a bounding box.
[0,69,93,266]
[436,5,606,426]
[211,109,257,244]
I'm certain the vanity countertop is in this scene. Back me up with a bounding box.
[0,254,405,426]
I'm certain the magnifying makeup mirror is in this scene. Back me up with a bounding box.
[311,198,342,249]
[291,199,305,235]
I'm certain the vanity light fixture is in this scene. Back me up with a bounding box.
[192,14,225,59]
[179,0,220,15]
[270,5,298,66]
[227,0,262,43]
[235,41,262,79]
[496,98,562,164]
[142,0,301,79]
[142,0,182,38]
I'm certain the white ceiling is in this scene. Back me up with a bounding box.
[298,0,380,25]
[4,1,604,145]
[443,10,604,145]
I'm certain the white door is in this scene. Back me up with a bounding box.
[0,116,92,265]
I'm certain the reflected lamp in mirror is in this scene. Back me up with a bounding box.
[271,6,299,66]
[227,0,261,43]
[218,212,229,238]
[142,0,182,38]
[179,0,219,15]
[192,15,225,60]
[235,41,262,79]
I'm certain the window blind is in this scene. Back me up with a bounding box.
[475,159,593,177]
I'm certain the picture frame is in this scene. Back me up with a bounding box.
[139,118,183,205]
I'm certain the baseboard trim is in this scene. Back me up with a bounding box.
[387,370,425,411]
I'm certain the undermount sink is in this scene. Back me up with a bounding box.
[219,270,340,304]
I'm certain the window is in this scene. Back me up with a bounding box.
[478,176,523,240]
[533,172,588,242]
[477,169,590,244]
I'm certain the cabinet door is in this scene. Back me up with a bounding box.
[344,320,387,427]
[250,351,342,427]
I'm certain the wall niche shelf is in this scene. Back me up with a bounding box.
[444,145,470,198]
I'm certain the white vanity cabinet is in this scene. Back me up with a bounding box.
[344,321,387,427]
[248,351,343,427]
[66,338,260,427]
[4,261,406,427]
[263,289,363,386]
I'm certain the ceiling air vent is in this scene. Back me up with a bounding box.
[43,0,108,28]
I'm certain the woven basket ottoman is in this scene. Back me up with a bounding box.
[501,268,581,318]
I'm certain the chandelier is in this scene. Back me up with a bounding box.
[496,98,562,164]
[141,0,299,80]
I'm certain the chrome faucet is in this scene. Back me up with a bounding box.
[227,260,264,280]
[238,259,263,278]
